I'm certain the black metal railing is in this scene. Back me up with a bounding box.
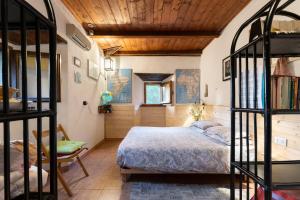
[1,0,57,199]
[230,0,300,199]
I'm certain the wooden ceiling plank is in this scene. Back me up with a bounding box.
[118,39,128,50]
[189,38,202,50]
[144,38,153,51]
[123,38,132,51]
[166,38,177,50]
[101,39,111,49]
[61,0,94,23]
[161,0,173,25]
[201,0,226,31]
[127,0,138,24]
[173,0,192,29]
[145,0,155,25]
[178,38,192,50]
[166,0,182,30]
[134,39,141,51]
[153,0,164,25]
[119,39,127,51]
[161,38,172,50]
[178,0,203,31]
[82,0,107,24]
[188,0,214,30]
[141,38,148,51]
[97,0,119,25]
[108,0,127,24]
[172,38,185,50]
[127,38,135,51]
[214,0,249,32]
[136,0,146,24]
[118,0,131,24]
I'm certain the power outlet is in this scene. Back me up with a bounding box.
[274,136,287,147]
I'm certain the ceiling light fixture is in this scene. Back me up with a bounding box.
[104,57,114,71]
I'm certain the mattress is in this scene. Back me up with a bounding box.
[0,166,48,199]
[117,126,254,174]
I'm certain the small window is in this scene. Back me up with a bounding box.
[145,83,161,104]
[144,81,172,105]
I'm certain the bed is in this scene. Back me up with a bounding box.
[0,143,48,199]
[0,166,48,200]
[117,123,254,179]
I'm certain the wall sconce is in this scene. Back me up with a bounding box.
[104,57,114,71]
[204,84,208,97]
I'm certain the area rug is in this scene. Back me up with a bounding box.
[124,182,245,200]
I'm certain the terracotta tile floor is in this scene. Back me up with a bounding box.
[54,140,238,199]
[54,140,236,200]
[49,140,300,200]
[54,140,300,200]
[57,140,124,200]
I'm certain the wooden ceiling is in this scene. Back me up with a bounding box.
[61,0,250,55]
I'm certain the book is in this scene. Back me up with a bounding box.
[281,77,291,109]
[290,78,294,109]
[272,78,277,109]
[293,78,298,109]
[297,78,300,109]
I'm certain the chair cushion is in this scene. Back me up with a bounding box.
[47,140,86,155]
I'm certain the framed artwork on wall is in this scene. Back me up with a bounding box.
[222,56,235,81]
[87,59,100,80]
[107,69,132,103]
[175,69,200,104]
[73,57,81,67]
[74,71,82,84]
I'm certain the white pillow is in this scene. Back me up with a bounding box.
[190,120,221,130]
[203,126,250,145]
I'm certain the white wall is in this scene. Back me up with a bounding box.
[114,56,201,108]
[200,0,300,106]
[2,0,106,149]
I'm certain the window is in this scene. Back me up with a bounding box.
[145,83,161,104]
[144,81,172,105]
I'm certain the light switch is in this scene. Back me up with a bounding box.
[274,136,287,147]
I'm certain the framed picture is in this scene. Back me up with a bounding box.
[222,56,234,81]
[73,57,81,67]
[87,59,100,80]
[74,71,82,84]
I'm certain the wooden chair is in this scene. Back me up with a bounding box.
[32,124,89,197]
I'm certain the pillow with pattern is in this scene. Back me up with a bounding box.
[190,120,221,130]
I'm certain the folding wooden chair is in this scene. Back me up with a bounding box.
[32,124,89,197]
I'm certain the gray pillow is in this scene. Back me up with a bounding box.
[203,126,249,145]
[190,120,221,130]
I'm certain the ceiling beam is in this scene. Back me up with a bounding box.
[113,50,202,56]
[87,30,220,39]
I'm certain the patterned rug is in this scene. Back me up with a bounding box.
[125,182,245,200]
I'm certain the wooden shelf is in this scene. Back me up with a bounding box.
[252,161,300,190]
[272,75,300,78]
[233,161,300,190]
[236,33,300,58]
[98,105,112,114]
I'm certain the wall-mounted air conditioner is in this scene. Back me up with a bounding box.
[66,24,91,51]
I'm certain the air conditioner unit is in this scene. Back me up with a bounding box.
[66,24,91,51]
